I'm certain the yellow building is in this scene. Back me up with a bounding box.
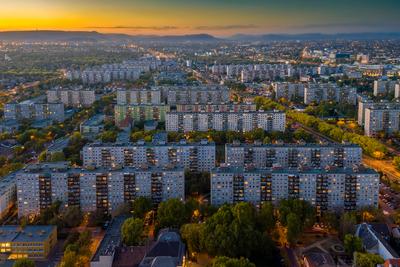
[0,225,57,259]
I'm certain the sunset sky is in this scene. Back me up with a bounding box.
[0,0,399,36]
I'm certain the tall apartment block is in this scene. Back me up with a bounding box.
[157,85,230,105]
[16,162,184,218]
[174,103,257,113]
[273,82,305,101]
[210,167,379,211]
[225,142,362,169]
[115,104,170,127]
[82,139,215,172]
[165,110,286,133]
[116,88,162,105]
[65,58,160,84]
[364,105,400,137]
[304,83,357,105]
[47,86,96,107]
[4,97,64,122]
[373,80,398,96]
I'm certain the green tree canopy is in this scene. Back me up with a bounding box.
[354,252,384,267]
[121,218,144,246]
[132,197,153,219]
[344,234,363,255]
[13,258,35,267]
[157,199,188,228]
[210,256,256,267]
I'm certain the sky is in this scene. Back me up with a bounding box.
[0,0,399,36]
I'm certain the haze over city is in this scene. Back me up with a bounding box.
[1,0,400,36]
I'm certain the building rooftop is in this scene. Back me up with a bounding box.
[92,216,126,262]
[47,137,70,153]
[0,225,56,243]
[84,139,214,147]
[81,114,104,127]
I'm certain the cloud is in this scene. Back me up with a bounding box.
[194,24,259,30]
[86,25,179,30]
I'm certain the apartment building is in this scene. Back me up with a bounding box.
[373,80,398,96]
[4,98,64,122]
[157,85,230,105]
[114,104,170,127]
[80,114,105,140]
[174,103,257,113]
[16,162,184,218]
[116,88,162,105]
[210,167,379,212]
[47,86,96,107]
[304,83,357,105]
[165,110,286,133]
[364,105,400,137]
[0,172,17,220]
[65,58,160,84]
[225,142,362,169]
[82,139,215,172]
[273,82,305,101]
[0,225,57,259]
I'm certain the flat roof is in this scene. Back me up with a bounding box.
[92,216,126,262]
[84,139,214,147]
[0,225,56,243]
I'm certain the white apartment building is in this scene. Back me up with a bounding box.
[175,103,257,113]
[156,85,230,105]
[116,88,162,105]
[4,98,64,122]
[0,171,17,219]
[364,106,400,137]
[273,82,305,101]
[165,110,286,133]
[373,80,398,97]
[82,139,216,172]
[304,83,357,105]
[47,87,96,107]
[16,162,184,218]
[225,142,362,169]
[210,167,379,211]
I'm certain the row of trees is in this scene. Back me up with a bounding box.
[254,96,388,158]
[180,199,316,266]
[287,110,387,159]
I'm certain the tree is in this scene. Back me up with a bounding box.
[157,199,188,228]
[354,252,384,267]
[131,197,153,219]
[256,202,276,232]
[286,213,302,245]
[340,212,357,238]
[278,199,315,229]
[62,206,83,228]
[180,223,204,256]
[121,218,144,246]
[13,259,35,267]
[344,234,363,255]
[99,131,117,143]
[50,151,65,162]
[210,256,256,267]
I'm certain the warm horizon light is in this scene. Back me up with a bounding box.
[0,0,399,36]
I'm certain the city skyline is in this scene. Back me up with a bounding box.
[0,0,399,36]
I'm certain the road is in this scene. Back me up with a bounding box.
[294,120,400,181]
